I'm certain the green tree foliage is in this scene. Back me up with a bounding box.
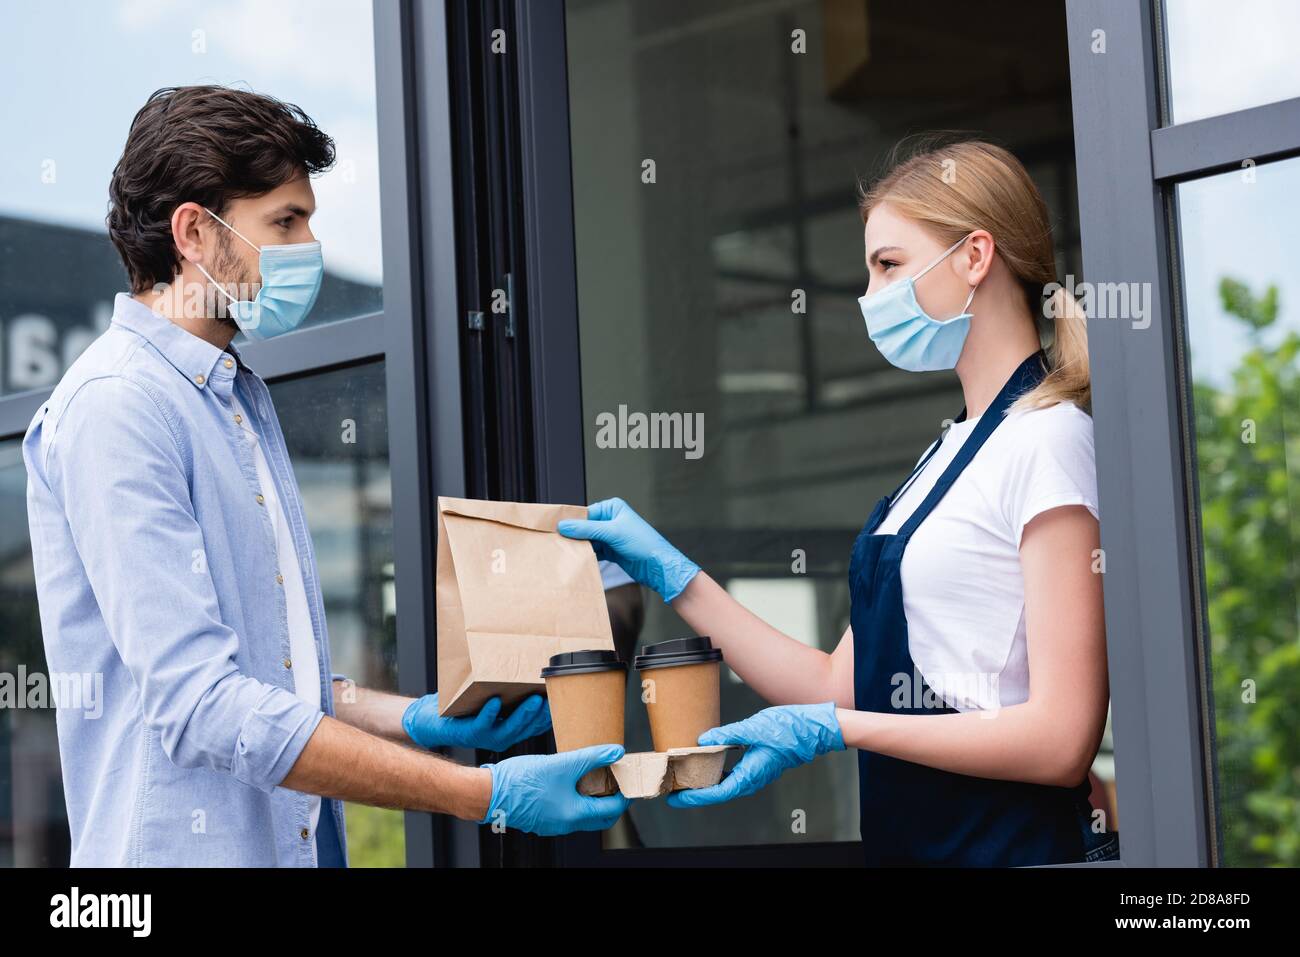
[1193,276,1300,866]
[341,802,406,868]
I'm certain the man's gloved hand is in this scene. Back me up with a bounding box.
[480,745,631,836]
[556,497,700,603]
[403,693,551,752]
[666,702,845,808]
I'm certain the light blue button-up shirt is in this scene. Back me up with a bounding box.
[23,293,348,866]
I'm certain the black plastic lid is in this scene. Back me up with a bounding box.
[633,636,723,671]
[540,649,627,678]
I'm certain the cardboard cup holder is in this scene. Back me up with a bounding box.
[577,744,742,799]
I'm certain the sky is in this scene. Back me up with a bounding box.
[1141,0,1300,389]
[0,0,382,285]
[1164,0,1300,124]
[1177,156,1300,391]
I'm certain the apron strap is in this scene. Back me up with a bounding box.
[893,350,1048,542]
[886,432,948,507]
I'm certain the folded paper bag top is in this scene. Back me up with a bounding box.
[436,496,615,717]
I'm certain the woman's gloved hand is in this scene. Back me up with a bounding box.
[666,702,846,808]
[481,745,632,836]
[556,497,700,603]
[403,693,551,752]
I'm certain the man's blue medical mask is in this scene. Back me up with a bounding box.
[194,207,324,340]
[857,233,979,372]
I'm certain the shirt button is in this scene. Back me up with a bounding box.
[194,374,206,385]
[276,573,285,585]
[234,414,243,424]
[300,828,310,841]
[284,657,293,670]
[223,358,234,369]
[256,493,265,505]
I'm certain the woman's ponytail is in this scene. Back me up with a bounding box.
[1012,285,1091,414]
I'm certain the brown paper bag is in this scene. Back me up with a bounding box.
[436,496,615,717]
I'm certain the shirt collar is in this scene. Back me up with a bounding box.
[110,292,246,400]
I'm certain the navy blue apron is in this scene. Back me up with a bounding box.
[849,350,1093,866]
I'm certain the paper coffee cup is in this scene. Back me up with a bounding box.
[542,650,627,793]
[633,636,723,751]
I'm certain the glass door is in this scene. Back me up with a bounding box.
[527,0,1114,862]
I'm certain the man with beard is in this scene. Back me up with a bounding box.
[23,85,628,866]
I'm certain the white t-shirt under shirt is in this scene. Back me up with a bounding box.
[231,397,323,843]
[870,400,1100,713]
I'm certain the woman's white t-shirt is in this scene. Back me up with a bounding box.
[870,400,1099,713]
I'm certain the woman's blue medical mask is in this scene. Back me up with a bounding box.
[857,233,979,372]
[194,207,324,340]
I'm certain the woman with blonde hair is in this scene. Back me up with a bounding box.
[559,139,1116,866]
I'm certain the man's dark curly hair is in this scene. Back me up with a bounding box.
[107,85,336,293]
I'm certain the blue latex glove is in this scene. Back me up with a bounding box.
[403,693,551,752]
[666,702,845,808]
[481,744,632,836]
[556,497,700,603]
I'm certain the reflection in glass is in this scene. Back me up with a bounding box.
[1164,0,1300,124]
[0,439,68,867]
[1178,156,1300,866]
[0,0,382,397]
[270,360,401,867]
[565,0,1113,849]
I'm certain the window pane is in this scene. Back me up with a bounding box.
[0,0,382,397]
[1177,157,1300,866]
[0,439,68,867]
[1164,0,1300,124]
[565,0,1116,850]
[269,360,401,867]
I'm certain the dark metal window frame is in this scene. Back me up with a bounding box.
[371,0,474,869]
[1067,0,1300,867]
